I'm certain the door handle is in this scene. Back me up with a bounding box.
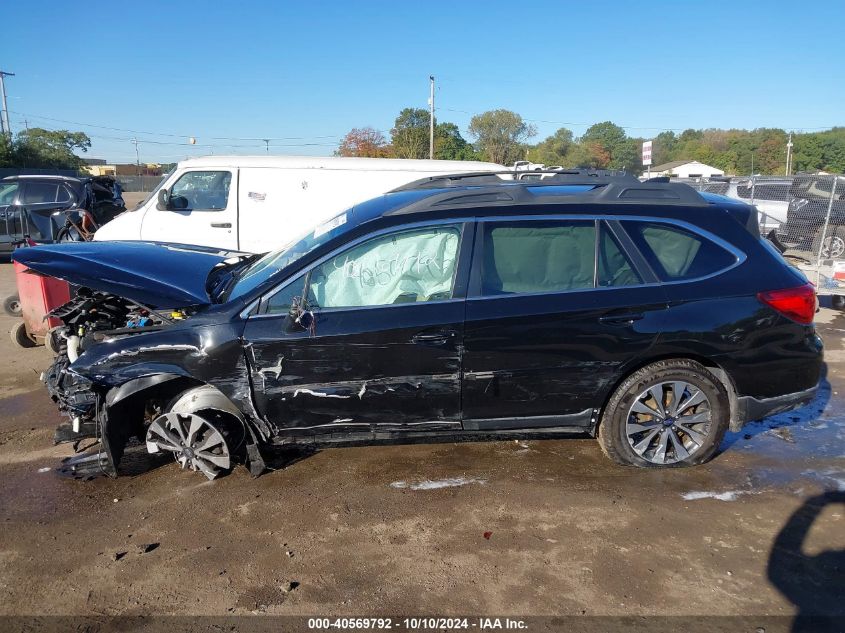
[598,313,644,325]
[210,222,232,228]
[411,330,456,345]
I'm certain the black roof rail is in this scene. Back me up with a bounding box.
[391,168,640,192]
[386,179,710,216]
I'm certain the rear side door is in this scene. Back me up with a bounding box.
[242,221,470,437]
[18,181,75,242]
[462,216,667,430]
[141,169,238,249]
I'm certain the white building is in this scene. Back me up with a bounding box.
[645,160,725,179]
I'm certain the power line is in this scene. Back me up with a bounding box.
[7,109,351,142]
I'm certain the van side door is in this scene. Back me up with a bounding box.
[141,169,238,250]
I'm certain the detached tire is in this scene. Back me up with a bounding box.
[597,359,729,468]
[56,225,84,243]
[46,327,64,355]
[811,226,845,260]
[10,321,37,349]
[3,294,21,317]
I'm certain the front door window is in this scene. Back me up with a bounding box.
[169,171,232,210]
[308,225,461,308]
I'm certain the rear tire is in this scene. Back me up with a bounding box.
[10,321,37,349]
[597,359,729,468]
[832,296,845,310]
[3,294,21,317]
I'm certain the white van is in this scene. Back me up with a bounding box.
[94,155,503,252]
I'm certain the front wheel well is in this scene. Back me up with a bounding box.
[595,354,740,435]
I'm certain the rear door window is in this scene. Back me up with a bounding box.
[621,221,737,281]
[22,182,59,204]
[478,221,595,295]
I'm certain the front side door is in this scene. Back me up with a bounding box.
[0,181,21,249]
[462,217,667,430]
[141,169,238,249]
[242,222,470,437]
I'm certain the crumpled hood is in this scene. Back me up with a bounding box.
[12,241,245,308]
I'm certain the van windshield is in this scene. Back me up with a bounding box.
[226,211,350,301]
[138,169,173,209]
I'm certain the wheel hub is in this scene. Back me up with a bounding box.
[146,412,231,480]
[625,380,712,465]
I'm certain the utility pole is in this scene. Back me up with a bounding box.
[785,132,793,176]
[428,75,435,160]
[0,70,15,138]
[131,138,140,177]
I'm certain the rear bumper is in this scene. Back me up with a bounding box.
[736,384,818,427]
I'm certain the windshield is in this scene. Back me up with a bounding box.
[227,211,350,301]
[138,169,173,209]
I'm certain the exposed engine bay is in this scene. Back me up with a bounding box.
[42,288,226,478]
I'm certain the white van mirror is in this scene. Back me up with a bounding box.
[157,188,170,209]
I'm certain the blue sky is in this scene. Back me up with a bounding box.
[3,0,844,163]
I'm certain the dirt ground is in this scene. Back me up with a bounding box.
[0,261,843,624]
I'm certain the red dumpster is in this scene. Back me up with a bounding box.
[11,260,71,351]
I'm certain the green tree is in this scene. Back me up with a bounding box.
[526,127,574,165]
[563,143,598,168]
[651,131,677,166]
[468,109,536,165]
[13,128,91,169]
[0,134,14,167]
[611,138,643,172]
[390,108,429,159]
[580,122,626,154]
[434,122,478,161]
[579,122,639,171]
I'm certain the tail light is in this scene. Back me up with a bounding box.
[757,283,817,324]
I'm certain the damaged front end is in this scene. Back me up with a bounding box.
[12,240,265,479]
[43,288,198,477]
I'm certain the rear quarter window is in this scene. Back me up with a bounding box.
[622,221,737,281]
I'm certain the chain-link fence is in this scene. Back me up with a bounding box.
[116,175,166,192]
[681,175,844,296]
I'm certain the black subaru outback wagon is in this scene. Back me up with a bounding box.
[13,170,823,479]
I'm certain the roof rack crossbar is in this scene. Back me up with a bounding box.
[386,179,709,216]
[390,169,640,192]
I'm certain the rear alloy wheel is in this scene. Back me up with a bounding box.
[146,412,232,480]
[598,359,729,467]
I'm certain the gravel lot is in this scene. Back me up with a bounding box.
[0,261,843,623]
